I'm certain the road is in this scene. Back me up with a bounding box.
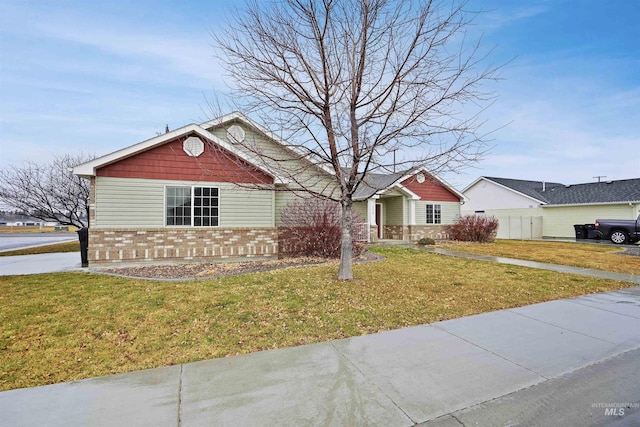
[420,347,640,426]
[0,232,78,252]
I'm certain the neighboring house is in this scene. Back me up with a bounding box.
[462,176,640,239]
[73,112,464,264]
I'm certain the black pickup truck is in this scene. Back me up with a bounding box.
[594,215,640,244]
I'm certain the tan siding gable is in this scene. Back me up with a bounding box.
[207,121,339,198]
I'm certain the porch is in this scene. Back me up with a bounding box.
[358,193,450,243]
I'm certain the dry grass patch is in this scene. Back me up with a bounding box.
[441,240,640,275]
[0,246,632,391]
[0,226,78,234]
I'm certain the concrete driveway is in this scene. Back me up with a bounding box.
[0,252,83,275]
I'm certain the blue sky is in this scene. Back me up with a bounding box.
[1,0,638,190]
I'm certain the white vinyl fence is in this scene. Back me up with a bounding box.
[495,216,543,240]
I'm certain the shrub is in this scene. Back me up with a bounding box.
[279,198,366,258]
[417,237,435,246]
[444,215,499,243]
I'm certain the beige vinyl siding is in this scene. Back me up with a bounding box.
[417,201,460,225]
[384,197,405,225]
[222,186,274,227]
[275,191,342,226]
[94,177,274,228]
[274,192,312,226]
[95,177,165,228]
[542,204,637,237]
[352,201,368,223]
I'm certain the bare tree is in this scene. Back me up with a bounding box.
[214,0,500,279]
[0,154,94,228]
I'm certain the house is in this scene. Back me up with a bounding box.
[73,112,464,264]
[462,176,640,239]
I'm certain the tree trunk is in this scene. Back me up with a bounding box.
[338,198,354,280]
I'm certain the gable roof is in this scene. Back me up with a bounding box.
[352,167,464,202]
[73,123,289,183]
[74,112,463,203]
[473,176,640,206]
[483,177,564,204]
[352,171,407,200]
[540,178,640,205]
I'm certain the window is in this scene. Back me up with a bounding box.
[166,187,192,226]
[166,186,219,226]
[193,187,219,226]
[426,204,441,224]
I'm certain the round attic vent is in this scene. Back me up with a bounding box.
[226,125,245,143]
[183,136,204,157]
[416,173,425,183]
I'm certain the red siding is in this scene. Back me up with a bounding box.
[97,134,273,184]
[401,174,460,202]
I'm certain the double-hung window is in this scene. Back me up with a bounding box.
[426,204,441,224]
[166,186,219,226]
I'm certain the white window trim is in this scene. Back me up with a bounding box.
[426,203,442,225]
[164,185,220,228]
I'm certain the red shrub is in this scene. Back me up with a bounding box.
[445,215,499,243]
[279,198,366,258]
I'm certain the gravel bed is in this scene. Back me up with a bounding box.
[96,252,382,280]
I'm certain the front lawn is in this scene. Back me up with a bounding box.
[441,240,640,275]
[0,246,632,391]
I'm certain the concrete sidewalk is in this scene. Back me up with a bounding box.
[2,286,639,426]
[0,252,83,276]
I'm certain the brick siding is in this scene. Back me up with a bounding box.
[382,225,408,240]
[407,225,450,241]
[380,224,450,241]
[88,227,278,264]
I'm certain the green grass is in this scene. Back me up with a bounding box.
[441,240,640,275]
[0,241,79,257]
[0,246,632,391]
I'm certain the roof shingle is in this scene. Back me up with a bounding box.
[485,177,640,205]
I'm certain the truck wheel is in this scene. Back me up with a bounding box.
[610,230,629,244]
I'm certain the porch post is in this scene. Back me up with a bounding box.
[368,198,377,225]
[368,197,379,242]
[409,199,416,225]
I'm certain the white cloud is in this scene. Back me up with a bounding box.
[34,23,223,86]
[478,2,550,31]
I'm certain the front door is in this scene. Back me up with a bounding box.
[375,204,382,239]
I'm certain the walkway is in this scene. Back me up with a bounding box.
[372,240,640,285]
[419,246,640,285]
